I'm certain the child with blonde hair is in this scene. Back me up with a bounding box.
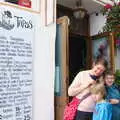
[90,82,112,120]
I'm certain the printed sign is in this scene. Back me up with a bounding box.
[0,4,34,120]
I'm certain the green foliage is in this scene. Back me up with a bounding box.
[101,2,120,32]
[115,69,120,85]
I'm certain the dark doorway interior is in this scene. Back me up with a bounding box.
[69,34,87,84]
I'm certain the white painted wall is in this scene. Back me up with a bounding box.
[32,0,56,120]
[90,13,106,36]
[31,0,40,12]
[33,22,55,120]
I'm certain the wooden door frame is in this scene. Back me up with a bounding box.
[109,31,120,72]
[56,16,69,102]
[55,16,69,120]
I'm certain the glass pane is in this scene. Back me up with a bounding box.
[92,37,110,63]
[115,34,120,70]
[115,48,120,70]
[54,24,62,96]
[115,34,120,85]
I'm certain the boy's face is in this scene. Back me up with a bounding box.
[105,75,115,87]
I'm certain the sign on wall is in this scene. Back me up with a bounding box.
[0,4,35,120]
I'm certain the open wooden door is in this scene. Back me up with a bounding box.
[55,16,69,120]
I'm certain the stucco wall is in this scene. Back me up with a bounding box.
[90,13,106,36]
[32,0,56,120]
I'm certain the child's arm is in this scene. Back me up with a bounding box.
[109,84,120,104]
[109,99,120,104]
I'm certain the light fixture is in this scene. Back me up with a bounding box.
[73,0,87,19]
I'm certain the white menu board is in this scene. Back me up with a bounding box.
[0,4,34,120]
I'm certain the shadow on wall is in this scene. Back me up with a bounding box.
[5,0,18,4]
[4,0,31,8]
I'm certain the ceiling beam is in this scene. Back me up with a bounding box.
[92,0,113,5]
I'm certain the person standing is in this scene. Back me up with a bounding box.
[68,57,108,120]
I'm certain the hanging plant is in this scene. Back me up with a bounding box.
[101,1,120,32]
